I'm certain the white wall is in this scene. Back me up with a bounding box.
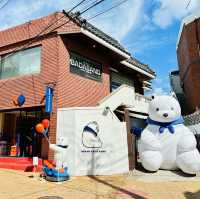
[56,107,129,176]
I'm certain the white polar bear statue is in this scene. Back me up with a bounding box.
[50,137,68,169]
[138,95,200,174]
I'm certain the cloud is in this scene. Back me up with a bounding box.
[125,33,175,55]
[88,0,144,40]
[146,76,171,96]
[152,0,200,28]
[153,87,168,95]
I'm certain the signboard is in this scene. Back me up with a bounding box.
[70,52,102,81]
[45,86,53,113]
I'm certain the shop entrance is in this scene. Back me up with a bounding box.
[0,107,47,158]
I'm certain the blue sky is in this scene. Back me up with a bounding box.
[0,0,200,95]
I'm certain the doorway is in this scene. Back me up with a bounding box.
[0,107,47,157]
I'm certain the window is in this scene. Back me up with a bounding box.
[111,82,121,91]
[0,46,41,79]
[110,71,134,92]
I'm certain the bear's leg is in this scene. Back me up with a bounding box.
[55,153,63,170]
[140,151,162,172]
[55,160,63,170]
[177,133,200,174]
[177,149,200,174]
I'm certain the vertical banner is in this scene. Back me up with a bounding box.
[45,86,53,113]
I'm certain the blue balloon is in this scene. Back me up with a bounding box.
[17,95,26,106]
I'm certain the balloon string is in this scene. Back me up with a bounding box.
[42,132,51,145]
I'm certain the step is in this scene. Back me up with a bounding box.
[0,157,43,165]
[0,162,42,172]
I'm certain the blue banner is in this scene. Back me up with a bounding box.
[45,87,53,113]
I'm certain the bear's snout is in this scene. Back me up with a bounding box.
[163,113,168,118]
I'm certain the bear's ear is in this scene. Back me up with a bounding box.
[151,95,155,100]
[170,91,177,99]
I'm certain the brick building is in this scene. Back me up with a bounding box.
[177,10,200,114]
[0,11,155,164]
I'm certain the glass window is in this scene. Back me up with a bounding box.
[0,46,41,79]
[111,82,121,92]
[110,71,134,92]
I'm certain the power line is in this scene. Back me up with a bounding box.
[48,0,107,34]
[32,0,89,37]
[79,0,100,13]
[80,0,106,15]
[186,0,192,9]
[87,0,128,21]
[0,0,9,10]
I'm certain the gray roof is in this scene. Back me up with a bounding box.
[65,11,129,55]
[65,11,155,76]
[127,57,156,75]
[184,111,200,126]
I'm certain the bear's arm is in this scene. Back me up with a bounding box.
[140,127,161,151]
[177,125,197,152]
[50,144,64,153]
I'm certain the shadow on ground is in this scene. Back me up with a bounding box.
[135,163,157,174]
[184,191,200,199]
[38,197,64,199]
[89,176,147,199]
[136,162,197,177]
[171,170,196,177]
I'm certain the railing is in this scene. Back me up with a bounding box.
[135,93,151,103]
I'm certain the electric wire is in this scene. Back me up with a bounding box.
[80,0,106,15]
[79,0,100,13]
[87,0,128,21]
[186,0,192,9]
[48,0,106,33]
[0,0,9,10]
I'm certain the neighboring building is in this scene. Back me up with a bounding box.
[177,10,200,114]
[0,11,155,167]
[169,70,188,115]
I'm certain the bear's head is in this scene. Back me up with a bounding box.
[57,136,68,148]
[149,95,181,123]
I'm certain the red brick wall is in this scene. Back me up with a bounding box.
[177,19,200,113]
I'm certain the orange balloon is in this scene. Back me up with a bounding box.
[35,123,44,134]
[12,97,18,106]
[42,119,50,129]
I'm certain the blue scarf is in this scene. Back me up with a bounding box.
[147,117,184,134]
